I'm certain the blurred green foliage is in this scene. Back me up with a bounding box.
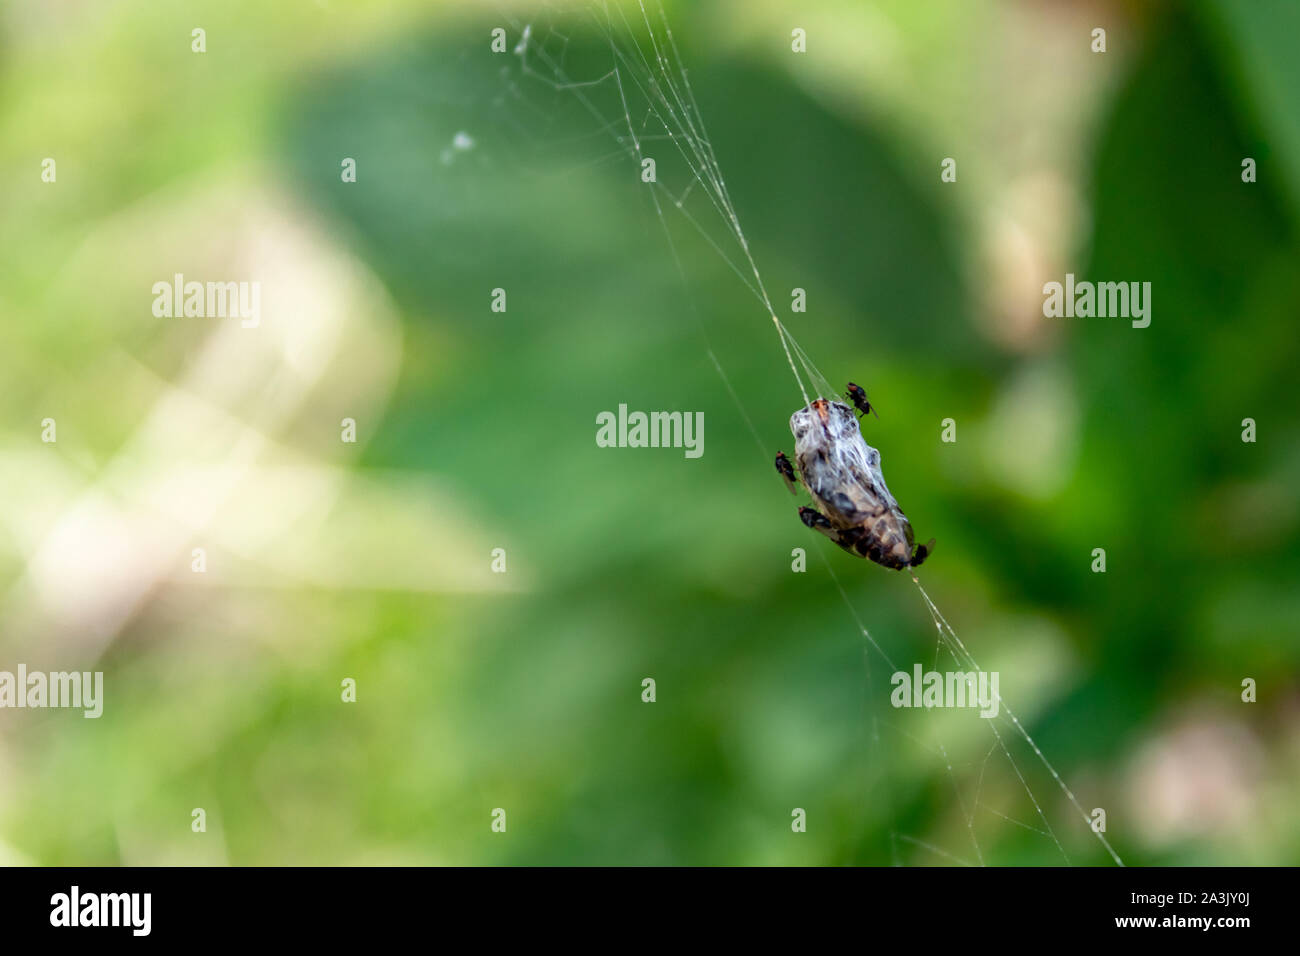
[0,0,1297,865]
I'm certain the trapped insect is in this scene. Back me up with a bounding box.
[845,381,878,420]
[775,389,934,571]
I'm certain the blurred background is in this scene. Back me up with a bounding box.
[0,0,1297,865]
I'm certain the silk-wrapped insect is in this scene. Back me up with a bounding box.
[775,392,934,571]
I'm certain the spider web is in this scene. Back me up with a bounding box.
[494,0,1122,867]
